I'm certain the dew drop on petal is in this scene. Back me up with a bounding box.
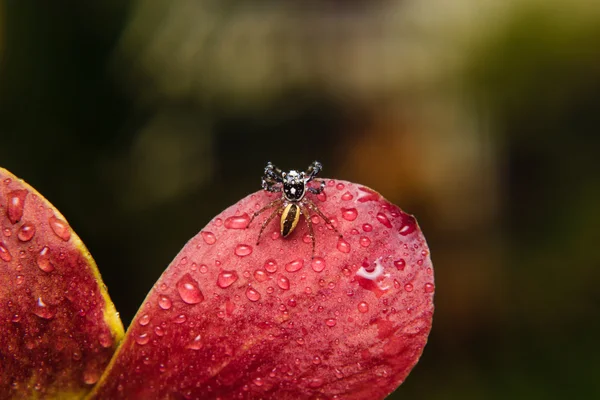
[399,214,417,236]
[201,231,216,245]
[0,242,12,262]
[224,213,250,229]
[235,244,253,257]
[424,283,435,293]
[33,297,55,319]
[17,223,35,242]
[358,302,369,313]
[139,314,150,326]
[37,246,54,272]
[135,332,150,345]
[217,270,239,288]
[362,223,373,232]
[337,237,351,253]
[7,189,27,224]
[49,216,71,241]
[285,259,304,272]
[15,275,24,285]
[341,207,358,221]
[158,295,172,310]
[264,259,277,273]
[246,286,261,302]
[176,274,204,304]
[404,283,414,292]
[325,318,337,327]
[341,191,353,201]
[254,269,268,282]
[336,183,345,190]
[277,275,290,290]
[311,257,326,272]
[359,236,371,247]
[376,212,392,228]
[394,259,406,271]
[187,334,203,350]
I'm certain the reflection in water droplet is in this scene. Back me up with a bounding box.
[7,190,27,224]
[399,214,417,236]
[362,223,373,232]
[217,270,239,288]
[17,223,35,242]
[277,275,290,290]
[224,214,250,229]
[135,332,150,345]
[394,259,406,270]
[235,244,253,257]
[325,318,337,327]
[246,286,261,302]
[341,191,353,201]
[174,314,187,324]
[0,242,12,262]
[33,297,55,319]
[254,269,268,282]
[311,257,326,272]
[337,238,351,253]
[341,208,358,221]
[139,314,150,326]
[264,259,277,273]
[187,334,203,350]
[424,283,435,293]
[158,295,172,310]
[176,274,204,304]
[201,231,216,245]
[336,183,345,190]
[285,259,304,272]
[404,283,414,292]
[37,246,54,272]
[358,302,369,313]
[359,237,371,247]
[376,212,392,228]
[253,377,264,387]
[49,216,71,241]
[312,355,322,365]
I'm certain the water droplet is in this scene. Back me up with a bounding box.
[158,295,172,310]
[217,270,239,288]
[3,227,11,237]
[246,286,261,302]
[394,259,406,270]
[139,314,150,326]
[341,207,358,221]
[0,242,12,262]
[311,257,326,272]
[317,191,327,202]
[296,337,305,345]
[235,244,253,257]
[336,182,345,190]
[302,233,312,244]
[404,283,414,292]
[154,326,165,337]
[7,190,27,224]
[33,297,55,319]
[176,274,204,304]
[264,259,277,273]
[201,231,216,245]
[49,216,71,241]
[99,333,113,348]
[199,264,208,274]
[277,275,290,290]
[362,223,373,232]
[187,334,203,350]
[424,283,435,293]
[17,223,35,242]
[135,332,150,345]
[312,355,322,365]
[285,259,304,272]
[341,191,354,201]
[359,236,371,247]
[83,369,100,385]
[358,302,369,313]
[376,212,392,228]
[337,237,351,253]
[224,213,250,229]
[254,269,268,282]
[11,313,21,323]
[174,314,187,324]
[399,214,417,235]
[253,377,264,387]
[325,318,337,327]
[37,246,54,272]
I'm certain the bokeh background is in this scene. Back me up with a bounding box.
[1,1,599,398]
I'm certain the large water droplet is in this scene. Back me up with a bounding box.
[158,295,172,310]
[246,286,261,302]
[17,223,35,242]
[341,207,358,221]
[325,318,337,327]
[376,212,392,228]
[33,297,55,319]
[135,332,150,345]
[358,302,369,313]
[341,191,354,201]
[187,334,203,350]
[424,283,435,293]
[49,216,71,241]
[217,270,239,288]
[224,213,250,229]
[83,369,100,385]
[174,314,187,324]
[0,242,12,262]
[99,333,113,348]
[139,314,150,326]
[317,192,327,202]
[394,259,406,270]
[336,182,345,190]
[311,257,326,272]
[336,237,351,253]
[277,275,290,290]
[176,274,204,304]
[359,236,371,247]
[404,283,414,292]
[235,244,253,257]
[201,231,216,245]
[37,246,54,272]
[7,189,27,224]
[254,269,268,282]
[362,223,373,232]
[399,214,417,235]
[264,259,277,273]
[285,259,304,272]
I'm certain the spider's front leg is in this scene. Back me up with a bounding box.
[264,162,284,182]
[308,179,326,195]
[306,161,322,180]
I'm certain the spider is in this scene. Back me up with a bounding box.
[249,161,342,258]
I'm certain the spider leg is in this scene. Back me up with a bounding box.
[249,198,283,225]
[306,161,322,180]
[305,198,343,238]
[256,205,283,245]
[308,179,326,194]
[299,204,316,258]
[265,162,284,182]
[262,177,282,193]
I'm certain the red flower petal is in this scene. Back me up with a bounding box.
[92,180,434,399]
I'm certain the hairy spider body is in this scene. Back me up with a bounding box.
[249,161,342,257]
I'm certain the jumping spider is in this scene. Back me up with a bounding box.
[249,161,342,258]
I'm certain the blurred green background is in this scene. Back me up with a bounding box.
[1,1,599,398]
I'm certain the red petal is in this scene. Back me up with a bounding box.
[0,168,124,398]
[92,180,434,399]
